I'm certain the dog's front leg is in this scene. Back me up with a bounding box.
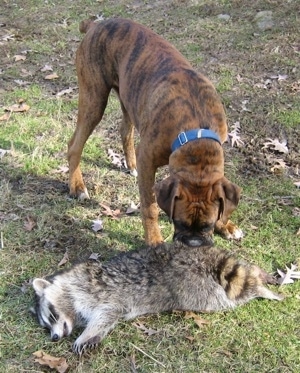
[137,147,163,246]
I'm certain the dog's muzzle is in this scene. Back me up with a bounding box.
[174,233,214,247]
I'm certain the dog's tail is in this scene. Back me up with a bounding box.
[79,17,97,34]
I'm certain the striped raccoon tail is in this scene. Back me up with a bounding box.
[217,255,284,302]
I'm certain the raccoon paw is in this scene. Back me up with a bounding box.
[73,335,100,355]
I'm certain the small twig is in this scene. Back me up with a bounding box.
[129,343,166,368]
[0,232,3,249]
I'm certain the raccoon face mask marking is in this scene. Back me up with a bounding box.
[32,278,74,342]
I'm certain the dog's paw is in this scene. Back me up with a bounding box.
[73,335,100,355]
[230,227,244,240]
[130,168,138,177]
[215,220,244,240]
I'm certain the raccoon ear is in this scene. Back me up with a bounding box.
[32,278,51,296]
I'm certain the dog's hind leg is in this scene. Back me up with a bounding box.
[68,57,111,199]
[119,104,137,176]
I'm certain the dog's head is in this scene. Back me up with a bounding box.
[154,176,241,246]
[32,278,74,342]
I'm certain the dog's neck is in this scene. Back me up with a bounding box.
[169,139,224,185]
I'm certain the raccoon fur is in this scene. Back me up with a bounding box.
[32,242,283,354]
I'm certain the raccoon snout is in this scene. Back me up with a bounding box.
[51,333,60,342]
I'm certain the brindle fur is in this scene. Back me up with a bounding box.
[68,18,242,246]
[32,242,283,354]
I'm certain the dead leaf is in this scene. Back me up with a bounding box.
[228,131,245,147]
[184,311,209,328]
[21,68,33,77]
[20,279,32,294]
[24,216,36,231]
[277,264,300,285]
[228,121,244,147]
[292,208,300,217]
[14,54,26,61]
[107,148,124,168]
[296,228,300,236]
[241,100,251,112]
[0,112,11,121]
[132,322,159,336]
[89,253,100,260]
[41,64,53,72]
[126,201,139,215]
[51,165,69,174]
[14,79,30,86]
[270,158,287,173]
[5,101,30,113]
[33,350,69,373]
[270,74,288,81]
[262,138,288,154]
[58,252,69,267]
[100,203,122,219]
[56,87,74,97]
[44,73,59,80]
[92,219,103,232]
[185,335,195,342]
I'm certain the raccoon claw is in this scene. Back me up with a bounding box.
[73,335,100,355]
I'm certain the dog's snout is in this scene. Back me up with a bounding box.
[51,333,60,342]
[174,234,214,247]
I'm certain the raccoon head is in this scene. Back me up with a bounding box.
[32,278,75,342]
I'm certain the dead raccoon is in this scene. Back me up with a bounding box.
[32,242,283,354]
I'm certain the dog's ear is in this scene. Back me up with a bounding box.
[154,177,181,221]
[214,178,241,222]
[32,278,51,296]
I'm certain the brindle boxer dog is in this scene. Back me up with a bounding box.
[68,18,243,246]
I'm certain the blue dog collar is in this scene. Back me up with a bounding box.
[171,129,221,152]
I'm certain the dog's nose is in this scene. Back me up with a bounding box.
[176,234,214,247]
[51,334,59,342]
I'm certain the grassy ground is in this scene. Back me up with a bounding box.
[0,0,299,372]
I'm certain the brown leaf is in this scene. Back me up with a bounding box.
[0,112,11,121]
[184,311,209,328]
[51,165,69,174]
[33,350,69,373]
[58,252,69,267]
[5,102,30,113]
[24,216,36,231]
[14,54,26,61]
[263,138,288,154]
[296,228,300,236]
[292,208,300,217]
[56,87,74,97]
[100,203,122,219]
[185,335,195,342]
[132,322,159,336]
[41,64,53,72]
[44,73,59,80]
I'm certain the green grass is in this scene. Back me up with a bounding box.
[1,0,300,372]
[276,109,300,128]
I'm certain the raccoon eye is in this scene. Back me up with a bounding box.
[48,305,59,323]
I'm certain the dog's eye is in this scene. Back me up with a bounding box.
[173,220,190,231]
